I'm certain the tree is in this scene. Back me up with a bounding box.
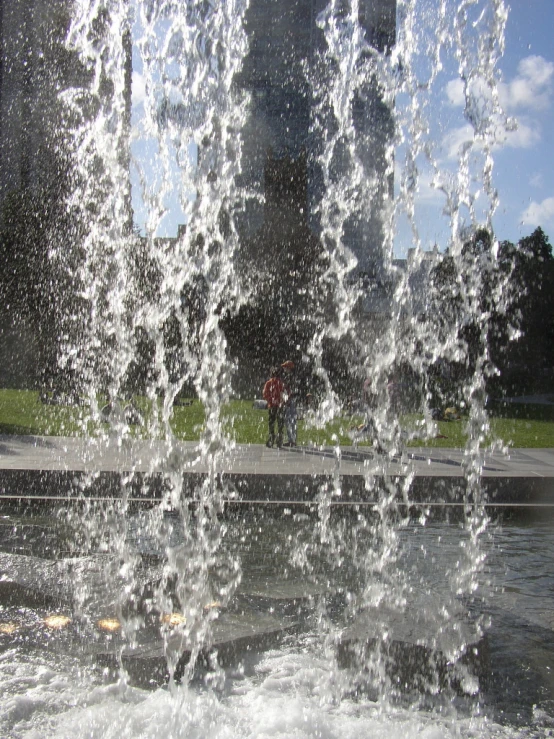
[492,227,554,395]
[424,228,504,406]
[220,152,334,396]
[0,178,71,387]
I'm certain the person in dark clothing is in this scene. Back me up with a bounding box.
[262,367,285,448]
[281,360,297,447]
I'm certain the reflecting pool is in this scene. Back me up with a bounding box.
[0,505,552,738]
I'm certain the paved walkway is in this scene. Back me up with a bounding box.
[0,435,553,504]
[0,434,553,477]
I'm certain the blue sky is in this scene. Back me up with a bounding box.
[491,1,554,243]
[392,0,554,254]
[130,1,554,255]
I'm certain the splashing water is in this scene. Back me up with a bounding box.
[14,0,543,733]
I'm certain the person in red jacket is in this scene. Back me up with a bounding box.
[262,367,285,448]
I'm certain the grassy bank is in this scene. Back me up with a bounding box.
[1,389,553,448]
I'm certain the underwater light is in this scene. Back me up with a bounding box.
[0,622,19,635]
[97,618,121,632]
[161,613,187,627]
[44,615,72,630]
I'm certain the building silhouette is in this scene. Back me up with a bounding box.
[0,0,132,387]
[0,0,132,220]
[0,1,73,209]
[234,0,396,276]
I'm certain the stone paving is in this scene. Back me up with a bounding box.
[0,434,554,479]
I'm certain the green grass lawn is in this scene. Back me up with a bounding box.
[1,389,553,448]
[0,388,86,436]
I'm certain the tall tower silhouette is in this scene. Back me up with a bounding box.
[235,0,396,275]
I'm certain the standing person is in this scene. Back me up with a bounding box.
[358,374,386,453]
[262,367,285,448]
[281,360,297,447]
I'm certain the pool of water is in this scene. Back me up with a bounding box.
[0,505,552,738]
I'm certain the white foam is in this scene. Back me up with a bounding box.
[0,647,540,739]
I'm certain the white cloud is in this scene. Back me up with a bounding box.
[500,56,554,111]
[493,119,540,149]
[442,56,553,156]
[394,160,447,207]
[132,71,146,107]
[446,79,464,107]
[445,76,496,121]
[442,124,474,159]
[530,172,544,188]
[446,55,554,113]
[441,117,539,159]
[521,197,554,229]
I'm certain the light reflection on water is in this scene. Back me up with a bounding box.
[0,507,552,738]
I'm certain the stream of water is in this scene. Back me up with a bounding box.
[4,0,546,736]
